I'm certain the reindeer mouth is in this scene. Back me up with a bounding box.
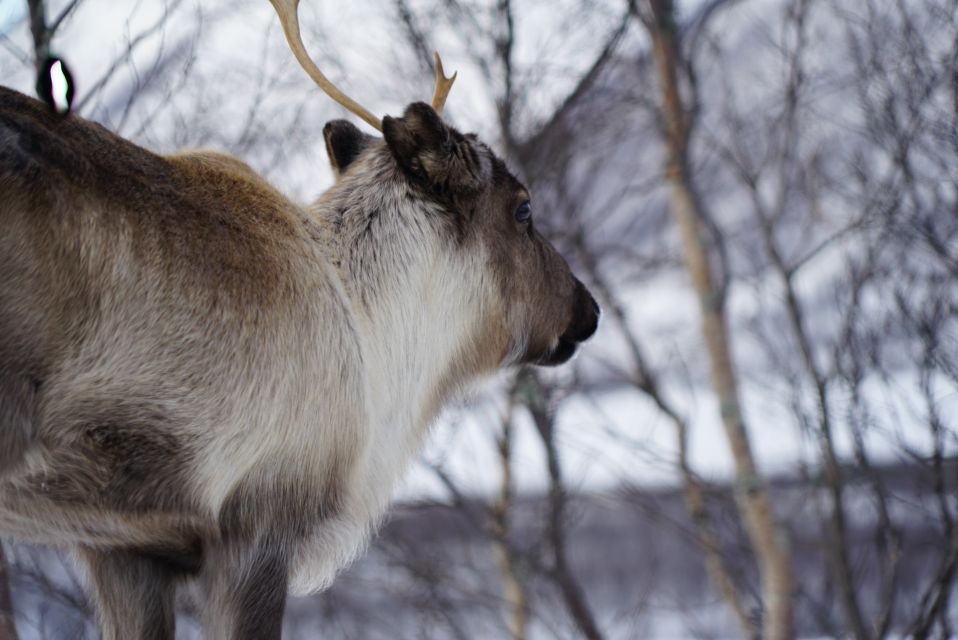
[537,336,580,367]
[536,285,600,367]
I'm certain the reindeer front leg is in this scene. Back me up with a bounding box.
[200,468,334,640]
[201,536,291,640]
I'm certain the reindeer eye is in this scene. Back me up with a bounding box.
[515,201,532,224]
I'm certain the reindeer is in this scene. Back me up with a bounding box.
[0,1,599,637]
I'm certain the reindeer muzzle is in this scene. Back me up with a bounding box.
[538,280,600,367]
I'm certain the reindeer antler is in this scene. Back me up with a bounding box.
[269,0,383,131]
[431,52,457,115]
[270,1,458,130]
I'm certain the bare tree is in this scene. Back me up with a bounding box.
[702,0,868,635]
[519,370,604,640]
[491,396,530,640]
[637,1,795,637]
[582,258,759,638]
[26,0,82,73]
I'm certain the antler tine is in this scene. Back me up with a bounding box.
[269,0,382,132]
[431,52,457,114]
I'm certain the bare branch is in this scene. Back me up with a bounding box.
[48,0,83,36]
[518,371,604,640]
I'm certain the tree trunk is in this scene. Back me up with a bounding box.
[642,1,795,637]
[493,399,529,640]
[579,256,757,638]
[27,0,49,73]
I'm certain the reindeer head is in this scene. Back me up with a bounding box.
[271,0,599,370]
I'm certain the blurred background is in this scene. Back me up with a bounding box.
[1,0,956,637]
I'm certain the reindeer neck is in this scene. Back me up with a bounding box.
[311,173,490,464]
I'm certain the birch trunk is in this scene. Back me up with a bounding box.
[643,1,795,636]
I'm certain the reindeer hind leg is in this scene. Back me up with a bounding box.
[0,423,209,552]
[76,547,179,640]
[0,430,207,639]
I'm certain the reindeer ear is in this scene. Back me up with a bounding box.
[323,120,376,178]
[382,102,485,194]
